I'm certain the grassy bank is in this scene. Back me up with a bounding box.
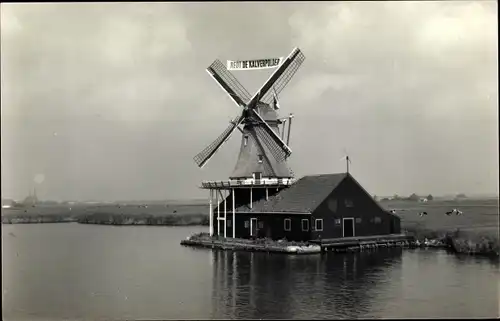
[3,199,497,258]
[1,214,77,224]
[78,212,209,226]
[1,203,209,226]
[1,206,81,224]
[387,199,499,257]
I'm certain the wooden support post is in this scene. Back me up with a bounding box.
[287,114,293,145]
[250,187,253,209]
[224,189,227,238]
[232,188,236,238]
[265,188,268,200]
[216,189,220,236]
[209,189,213,236]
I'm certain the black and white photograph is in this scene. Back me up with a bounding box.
[1,1,498,320]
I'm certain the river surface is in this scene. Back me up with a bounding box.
[2,223,499,320]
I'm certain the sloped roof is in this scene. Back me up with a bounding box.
[236,173,348,213]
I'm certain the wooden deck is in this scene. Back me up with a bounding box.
[181,234,322,254]
[310,234,414,251]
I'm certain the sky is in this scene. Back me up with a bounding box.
[1,1,498,202]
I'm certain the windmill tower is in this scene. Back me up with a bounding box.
[193,48,306,238]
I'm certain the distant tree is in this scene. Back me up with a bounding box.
[41,200,58,205]
[408,193,420,201]
[427,194,434,201]
[393,194,400,200]
[456,193,467,199]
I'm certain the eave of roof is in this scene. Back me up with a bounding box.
[232,211,311,215]
[234,173,348,213]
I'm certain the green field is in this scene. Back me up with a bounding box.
[2,199,498,236]
[2,198,498,256]
[379,199,499,239]
[1,203,208,225]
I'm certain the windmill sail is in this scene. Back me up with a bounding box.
[246,48,305,107]
[193,115,245,168]
[250,108,291,158]
[254,125,288,162]
[207,59,251,107]
[194,48,305,172]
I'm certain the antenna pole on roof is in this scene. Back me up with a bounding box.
[340,148,351,174]
[340,152,351,174]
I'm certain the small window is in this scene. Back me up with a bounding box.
[355,217,362,224]
[344,199,354,208]
[334,218,341,225]
[254,172,262,180]
[301,219,309,231]
[227,220,232,228]
[258,155,263,163]
[315,219,323,231]
[328,199,338,212]
[258,221,264,229]
[284,218,291,231]
[244,135,249,146]
[374,217,381,224]
[244,221,249,228]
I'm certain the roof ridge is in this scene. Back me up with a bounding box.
[236,172,348,213]
[300,172,347,178]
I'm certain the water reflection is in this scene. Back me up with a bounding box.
[210,249,404,319]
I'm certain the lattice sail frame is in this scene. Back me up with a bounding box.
[193,48,305,168]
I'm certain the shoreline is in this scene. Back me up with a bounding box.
[2,198,498,258]
[2,217,497,258]
[1,211,209,226]
[180,232,499,258]
[181,233,415,255]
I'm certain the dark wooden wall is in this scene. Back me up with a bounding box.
[212,213,311,242]
[311,176,401,240]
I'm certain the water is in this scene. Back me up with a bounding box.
[2,224,499,320]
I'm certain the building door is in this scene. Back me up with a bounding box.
[343,218,355,237]
[250,218,257,237]
[254,172,262,184]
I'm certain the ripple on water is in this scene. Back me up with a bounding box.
[2,225,498,320]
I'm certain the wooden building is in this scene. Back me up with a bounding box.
[212,173,401,242]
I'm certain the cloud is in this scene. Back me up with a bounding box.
[1,2,497,200]
[285,1,497,120]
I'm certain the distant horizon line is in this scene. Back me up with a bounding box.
[2,194,499,204]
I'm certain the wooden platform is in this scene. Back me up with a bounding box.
[181,234,321,254]
[310,234,415,251]
[180,233,416,254]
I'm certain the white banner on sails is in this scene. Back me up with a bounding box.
[226,57,283,70]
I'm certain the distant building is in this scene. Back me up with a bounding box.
[22,188,38,206]
[213,173,401,242]
[1,199,15,207]
[419,198,428,203]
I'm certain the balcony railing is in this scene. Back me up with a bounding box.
[201,177,295,189]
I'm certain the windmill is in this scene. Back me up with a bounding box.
[193,48,305,238]
[193,48,305,179]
